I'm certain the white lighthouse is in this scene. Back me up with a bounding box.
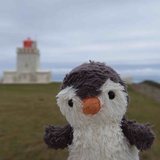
[2,38,52,84]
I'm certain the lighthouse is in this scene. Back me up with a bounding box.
[2,38,52,84]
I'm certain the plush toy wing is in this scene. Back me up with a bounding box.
[44,124,73,149]
[121,116,155,151]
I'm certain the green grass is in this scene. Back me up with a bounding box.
[127,86,160,160]
[0,83,159,160]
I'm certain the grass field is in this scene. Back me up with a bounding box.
[0,83,160,160]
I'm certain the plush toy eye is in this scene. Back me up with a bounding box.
[68,99,73,107]
[108,91,115,100]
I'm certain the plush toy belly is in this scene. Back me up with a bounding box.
[68,125,139,160]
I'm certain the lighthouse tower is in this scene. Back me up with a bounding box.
[17,38,40,75]
[2,38,52,84]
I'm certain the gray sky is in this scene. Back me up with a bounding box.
[0,0,160,82]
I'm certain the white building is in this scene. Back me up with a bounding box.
[122,77,133,84]
[2,38,52,84]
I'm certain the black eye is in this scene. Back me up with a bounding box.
[68,99,73,107]
[108,91,115,100]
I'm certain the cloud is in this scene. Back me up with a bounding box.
[45,40,160,53]
[40,45,160,66]
[50,68,72,74]
[118,68,160,77]
[50,66,160,83]
[0,0,160,83]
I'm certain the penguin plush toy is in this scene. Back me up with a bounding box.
[44,61,155,160]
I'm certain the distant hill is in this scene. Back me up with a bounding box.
[131,80,160,102]
[141,80,160,89]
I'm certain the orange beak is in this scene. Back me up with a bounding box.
[82,97,101,115]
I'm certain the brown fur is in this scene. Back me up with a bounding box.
[121,116,155,151]
[44,124,73,149]
[61,61,128,101]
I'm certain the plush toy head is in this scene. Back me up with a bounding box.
[57,61,129,128]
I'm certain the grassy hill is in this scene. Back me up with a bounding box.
[141,80,160,89]
[0,83,160,160]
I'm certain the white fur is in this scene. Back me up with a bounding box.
[57,79,139,160]
[68,124,139,160]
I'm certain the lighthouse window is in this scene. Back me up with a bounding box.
[23,74,26,79]
[25,63,28,68]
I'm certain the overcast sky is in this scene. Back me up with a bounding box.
[0,0,160,82]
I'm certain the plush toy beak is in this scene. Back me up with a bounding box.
[82,97,101,115]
